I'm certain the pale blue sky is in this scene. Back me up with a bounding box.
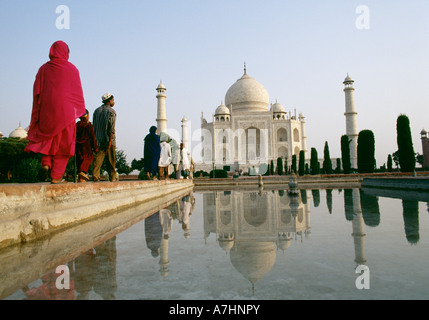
[1,0,428,166]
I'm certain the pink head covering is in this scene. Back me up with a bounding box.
[27,40,85,142]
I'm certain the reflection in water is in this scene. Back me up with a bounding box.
[360,190,380,227]
[145,212,162,257]
[22,268,75,300]
[312,189,320,207]
[402,200,420,244]
[158,192,196,277]
[348,189,367,267]
[93,237,117,300]
[4,188,429,300]
[326,189,333,214]
[71,249,97,300]
[203,189,311,292]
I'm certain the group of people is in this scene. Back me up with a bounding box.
[143,126,194,180]
[24,40,118,183]
[24,40,193,184]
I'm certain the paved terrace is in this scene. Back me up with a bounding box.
[0,179,193,249]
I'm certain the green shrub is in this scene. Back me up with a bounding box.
[209,169,228,178]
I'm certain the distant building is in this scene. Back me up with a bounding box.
[8,123,28,139]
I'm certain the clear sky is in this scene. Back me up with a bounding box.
[1,0,428,167]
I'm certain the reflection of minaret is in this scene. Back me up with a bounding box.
[302,190,311,237]
[159,237,169,277]
[156,81,168,134]
[343,74,358,170]
[159,208,172,277]
[351,189,367,266]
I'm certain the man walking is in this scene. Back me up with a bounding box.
[92,93,117,182]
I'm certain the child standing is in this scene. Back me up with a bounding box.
[75,109,98,182]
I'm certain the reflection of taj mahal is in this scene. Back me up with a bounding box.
[203,189,311,288]
[199,64,307,173]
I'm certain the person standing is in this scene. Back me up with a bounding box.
[172,145,181,179]
[25,40,86,184]
[180,143,191,179]
[143,126,161,180]
[75,109,98,183]
[92,93,117,182]
[158,134,172,180]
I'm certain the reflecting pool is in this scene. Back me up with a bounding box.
[2,187,429,300]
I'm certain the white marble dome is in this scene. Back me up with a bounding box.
[272,101,286,113]
[215,103,230,115]
[225,69,269,112]
[9,123,27,139]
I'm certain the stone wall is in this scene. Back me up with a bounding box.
[0,180,193,249]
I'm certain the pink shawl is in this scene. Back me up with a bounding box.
[26,41,85,149]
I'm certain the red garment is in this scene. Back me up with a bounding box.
[25,41,85,156]
[41,155,70,180]
[76,119,98,173]
[76,120,98,157]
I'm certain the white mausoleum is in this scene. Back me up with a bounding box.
[199,65,307,173]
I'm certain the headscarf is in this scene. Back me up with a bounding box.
[144,126,161,174]
[27,40,86,143]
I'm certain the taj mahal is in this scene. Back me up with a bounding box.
[197,64,308,174]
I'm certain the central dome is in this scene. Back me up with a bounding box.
[225,67,269,112]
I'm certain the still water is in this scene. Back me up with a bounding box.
[3,187,429,300]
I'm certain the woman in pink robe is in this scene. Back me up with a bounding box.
[25,41,86,183]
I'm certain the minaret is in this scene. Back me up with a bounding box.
[156,81,167,134]
[181,116,189,150]
[299,113,307,159]
[343,74,358,170]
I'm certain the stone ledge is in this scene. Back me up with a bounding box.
[0,180,193,249]
[361,177,429,191]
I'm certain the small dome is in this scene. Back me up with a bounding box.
[157,81,166,90]
[215,102,230,115]
[272,101,285,113]
[343,73,354,84]
[219,239,234,252]
[9,123,27,139]
[421,129,427,135]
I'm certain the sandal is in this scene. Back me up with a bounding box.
[78,172,90,181]
[51,179,67,184]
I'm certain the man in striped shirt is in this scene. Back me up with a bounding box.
[92,93,117,182]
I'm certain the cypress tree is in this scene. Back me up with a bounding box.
[277,157,283,175]
[335,158,341,174]
[270,159,274,175]
[387,154,393,172]
[323,141,333,174]
[291,154,297,173]
[310,147,319,175]
[298,150,305,176]
[357,129,376,173]
[396,114,416,172]
[341,134,351,174]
